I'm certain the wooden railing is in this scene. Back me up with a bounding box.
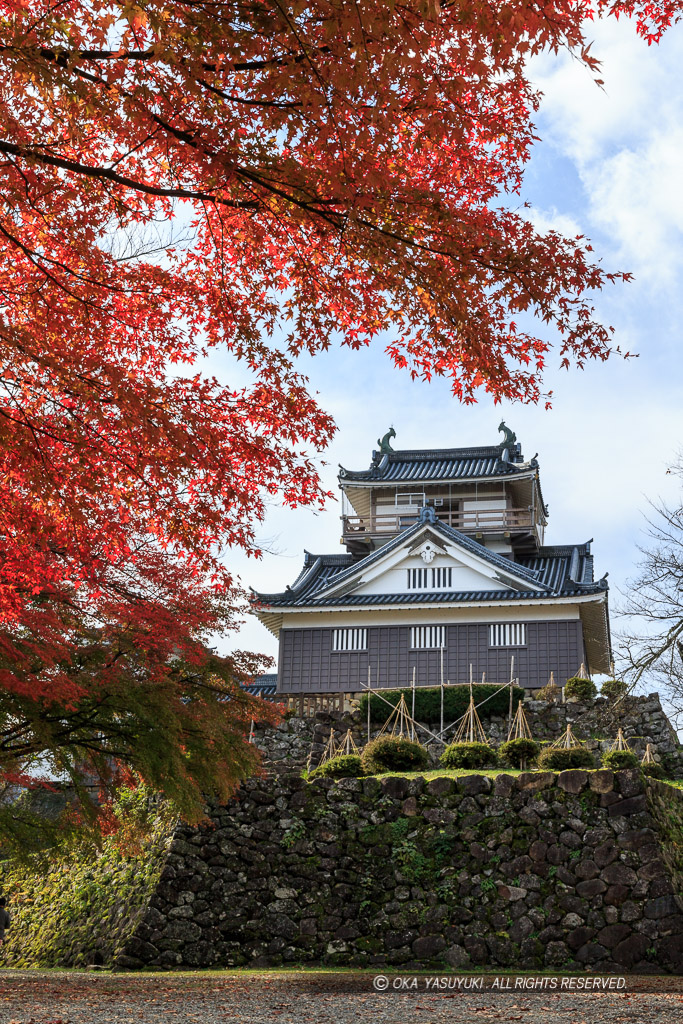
[341,507,535,536]
[279,692,356,717]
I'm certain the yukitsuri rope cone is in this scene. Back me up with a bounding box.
[453,695,489,745]
[609,728,632,752]
[337,729,361,756]
[377,693,423,744]
[507,700,533,742]
[316,726,339,767]
[642,742,657,766]
[548,723,586,750]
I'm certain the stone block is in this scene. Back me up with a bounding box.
[576,878,607,898]
[457,775,492,796]
[612,933,650,968]
[637,859,668,881]
[645,895,683,919]
[443,944,471,968]
[402,796,418,816]
[427,776,453,797]
[594,842,619,868]
[516,772,556,792]
[609,795,649,817]
[615,769,644,798]
[557,770,588,794]
[529,840,548,862]
[575,859,599,880]
[604,885,630,907]
[575,942,609,963]
[497,884,527,902]
[601,863,638,886]
[412,934,447,958]
[380,777,410,801]
[567,926,596,951]
[589,770,614,794]
[597,923,632,949]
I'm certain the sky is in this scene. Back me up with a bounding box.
[211,15,683,685]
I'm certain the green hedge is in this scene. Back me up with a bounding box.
[499,737,540,769]
[602,750,639,770]
[309,754,363,779]
[359,684,525,724]
[537,747,595,770]
[361,736,430,773]
[440,742,497,769]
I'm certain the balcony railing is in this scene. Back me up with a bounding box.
[341,507,535,537]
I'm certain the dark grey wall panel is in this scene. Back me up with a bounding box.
[277,619,585,693]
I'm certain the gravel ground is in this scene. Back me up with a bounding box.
[1,972,683,1024]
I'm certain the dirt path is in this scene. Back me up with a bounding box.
[1,971,682,1024]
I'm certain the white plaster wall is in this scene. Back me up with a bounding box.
[280,603,584,630]
[353,554,510,596]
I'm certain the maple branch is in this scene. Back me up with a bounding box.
[0,139,257,209]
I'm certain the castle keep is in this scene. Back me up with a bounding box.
[252,427,610,694]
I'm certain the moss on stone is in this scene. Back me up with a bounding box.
[0,792,175,968]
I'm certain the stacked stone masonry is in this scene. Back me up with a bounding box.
[117,769,683,973]
[254,693,683,776]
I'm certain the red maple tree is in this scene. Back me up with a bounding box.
[0,0,680,834]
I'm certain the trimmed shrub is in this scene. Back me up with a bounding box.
[498,737,540,769]
[309,754,363,779]
[564,676,598,702]
[601,678,628,702]
[641,761,668,779]
[537,746,595,770]
[440,741,497,769]
[601,749,639,771]
[359,683,525,724]
[361,736,430,774]
[535,682,561,702]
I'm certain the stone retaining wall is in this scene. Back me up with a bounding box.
[254,693,683,775]
[116,770,683,973]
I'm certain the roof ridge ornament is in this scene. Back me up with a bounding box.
[417,505,437,524]
[377,426,396,454]
[498,420,517,464]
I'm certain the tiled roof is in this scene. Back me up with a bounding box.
[251,522,606,611]
[243,673,278,697]
[338,444,535,484]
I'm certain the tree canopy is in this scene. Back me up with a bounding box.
[1,0,681,832]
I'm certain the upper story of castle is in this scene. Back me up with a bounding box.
[338,424,547,559]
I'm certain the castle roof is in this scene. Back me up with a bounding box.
[338,443,536,486]
[252,518,603,611]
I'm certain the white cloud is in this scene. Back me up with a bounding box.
[531,17,683,282]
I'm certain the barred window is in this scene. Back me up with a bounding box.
[407,567,453,589]
[488,623,527,647]
[432,566,452,589]
[407,567,429,589]
[332,628,367,652]
[410,626,446,649]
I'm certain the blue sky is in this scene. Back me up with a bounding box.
[213,16,683,680]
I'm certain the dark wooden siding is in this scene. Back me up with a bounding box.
[277,619,585,692]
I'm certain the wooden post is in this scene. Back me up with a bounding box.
[507,656,515,739]
[367,665,371,743]
[440,644,445,739]
[411,665,416,740]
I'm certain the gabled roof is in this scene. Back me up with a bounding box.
[251,517,606,611]
[338,444,537,485]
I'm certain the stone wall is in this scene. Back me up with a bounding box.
[254,693,683,776]
[117,770,683,973]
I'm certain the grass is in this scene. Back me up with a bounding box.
[366,768,523,780]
